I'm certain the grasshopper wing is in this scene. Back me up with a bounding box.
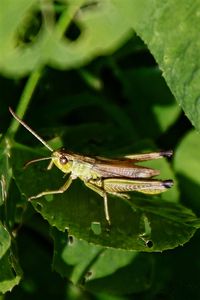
[92,157,160,179]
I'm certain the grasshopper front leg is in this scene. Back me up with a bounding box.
[28,176,73,201]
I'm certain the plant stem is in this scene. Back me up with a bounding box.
[7,67,43,138]
[55,0,84,39]
[7,1,84,137]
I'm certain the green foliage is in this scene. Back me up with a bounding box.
[0,0,200,299]
[174,130,200,213]
[51,229,154,295]
[115,0,200,131]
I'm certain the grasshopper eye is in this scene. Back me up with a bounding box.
[59,155,68,165]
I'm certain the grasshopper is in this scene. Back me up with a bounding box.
[9,107,173,225]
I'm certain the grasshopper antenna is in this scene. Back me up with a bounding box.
[24,157,52,169]
[9,107,54,152]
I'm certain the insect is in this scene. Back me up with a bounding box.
[9,107,173,225]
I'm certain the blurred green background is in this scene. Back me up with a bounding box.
[0,1,200,299]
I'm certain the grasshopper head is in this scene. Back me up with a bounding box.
[52,148,73,174]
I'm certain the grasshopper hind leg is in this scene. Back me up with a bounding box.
[84,180,111,225]
[103,193,110,226]
[109,192,130,200]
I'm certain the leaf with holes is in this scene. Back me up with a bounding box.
[11,143,200,252]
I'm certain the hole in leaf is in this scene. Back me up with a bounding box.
[91,221,102,235]
[139,235,154,248]
[16,10,42,46]
[68,235,74,244]
[81,270,93,285]
[35,202,43,211]
[146,240,153,248]
[65,21,81,41]
[85,271,92,278]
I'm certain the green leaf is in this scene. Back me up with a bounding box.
[0,138,24,293]
[52,229,154,295]
[0,138,13,206]
[0,248,22,294]
[8,227,66,298]
[0,137,27,233]
[49,1,132,69]
[114,0,200,131]
[144,231,200,299]
[0,0,36,76]
[121,67,181,139]
[174,130,200,214]
[2,0,200,133]
[0,222,11,259]
[11,143,199,252]
[52,228,103,285]
[0,1,131,76]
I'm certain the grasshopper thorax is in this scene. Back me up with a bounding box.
[52,148,73,174]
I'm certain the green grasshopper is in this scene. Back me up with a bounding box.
[9,107,173,225]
